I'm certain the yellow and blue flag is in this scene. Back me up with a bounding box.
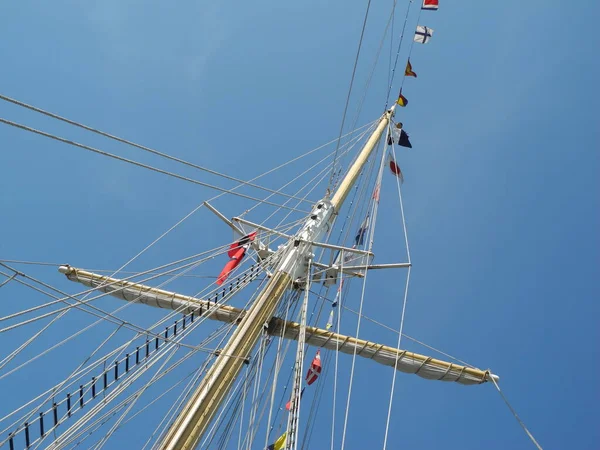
[267,432,286,450]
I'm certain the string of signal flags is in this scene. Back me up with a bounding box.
[395,0,437,109]
[388,0,438,162]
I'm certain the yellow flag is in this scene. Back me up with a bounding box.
[268,432,287,450]
[396,93,408,107]
[405,59,417,77]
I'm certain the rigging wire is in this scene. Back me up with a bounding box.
[244,121,377,221]
[0,119,374,326]
[0,93,314,205]
[301,136,383,450]
[1,119,380,446]
[2,139,340,442]
[90,315,245,449]
[0,263,219,279]
[490,377,544,450]
[308,288,476,368]
[330,261,344,450]
[239,298,303,450]
[263,292,295,449]
[0,117,308,214]
[237,366,249,450]
[206,292,301,450]
[387,0,396,91]
[382,137,412,449]
[268,123,377,233]
[148,278,274,449]
[39,279,261,450]
[72,367,199,450]
[338,137,386,450]
[0,252,227,336]
[145,262,276,448]
[384,0,417,108]
[0,254,272,437]
[328,0,374,190]
[67,275,279,449]
[332,0,400,190]
[148,328,237,449]
[48,342,190,449]
[300,126,383,450]
[0,273,17,289]
[0,260,62,267]
[0,227,274,331]
[227,294,303,450]
[351,1,399,130]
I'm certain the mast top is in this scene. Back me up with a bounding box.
[330,108,394,211]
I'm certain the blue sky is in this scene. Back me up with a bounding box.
[0,0,598,449]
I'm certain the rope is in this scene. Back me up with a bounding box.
[0,255,268,438]
[0,259,220,342]
[0,237,245,331]
[172,274,278,449]
[237,366,249,450]
[0,119,381,445]
[0,93,314,205]
[92,319,241,449]
[245,331,267,450]
[0,117,308,213]
[385,0,416,107]
[330,261,344,450]
[328,0,374,190]
[333,4,398,188]
[86,367,199,449]
[390,137,411,261]
[381,265,411,445]
[2,111,376,447]
[263,291,294,449]
[339,192,378,450]
[247,121,377,221]
[153,281,273,449]
[490,377,544,450]
[381,132,413,449]
[302,138,382,448]
[0,273,17,289]
[0,260,62,267]
[41,286,253,450]
[1,285,230,442]
[148,327,234,449]
[34,121,370,444]
[352,1,399,129]
[48,342,185,449]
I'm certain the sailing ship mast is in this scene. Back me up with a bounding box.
[56,108,498,450]
[157,108,393,450]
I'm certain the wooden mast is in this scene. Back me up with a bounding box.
[156,109,393,450]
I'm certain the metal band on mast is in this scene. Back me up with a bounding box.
[157,110,393,450]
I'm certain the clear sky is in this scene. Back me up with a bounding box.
[0,1,598,449]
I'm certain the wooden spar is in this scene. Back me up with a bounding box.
[58,265,498,385]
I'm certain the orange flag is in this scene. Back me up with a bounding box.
[405,59,417,78]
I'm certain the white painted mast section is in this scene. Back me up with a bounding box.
[285,260,311,450]
[58,266,498,385]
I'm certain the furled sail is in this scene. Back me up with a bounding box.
[59,265,498,386]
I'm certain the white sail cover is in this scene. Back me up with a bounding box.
[59,266,497,386]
